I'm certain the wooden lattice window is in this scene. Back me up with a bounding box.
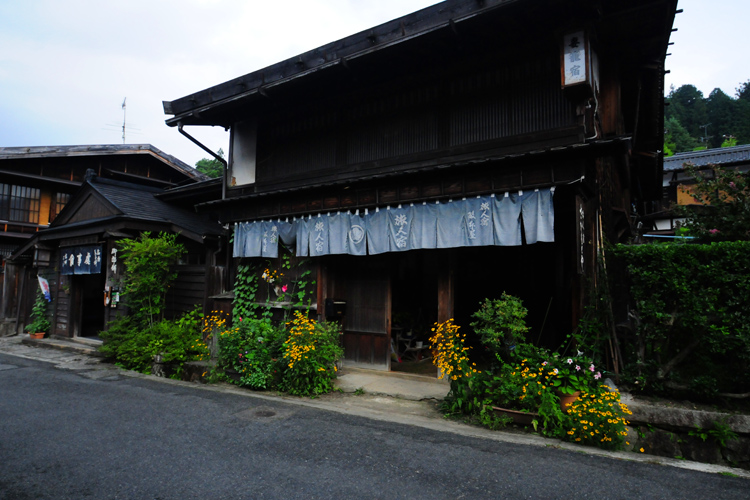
[49,192,71,222]
[0,184,41,223]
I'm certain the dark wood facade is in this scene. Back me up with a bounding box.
[0,144,207,335]
[165,0,678,371]
[4,164,223,339]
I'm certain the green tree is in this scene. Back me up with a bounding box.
[736,80,750,101]
[706,88,736,148]
[666,84,709,140]
[195,148,225,178]
[664,116,697,154]
[119,232,186,327]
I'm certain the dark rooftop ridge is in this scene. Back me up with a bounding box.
[163,0,521,124]
[664,144,750,171]
[0,144,204,180]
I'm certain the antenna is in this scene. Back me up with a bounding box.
[122,97,127,143]
[102,99,142,140]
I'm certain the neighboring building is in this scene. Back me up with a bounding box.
[163,0,677,371]
[0,145,212,336]
[646,144,750,236]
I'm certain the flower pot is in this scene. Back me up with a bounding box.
[556,390,581,413]
[28,332,45,339]
[492,407,538,426]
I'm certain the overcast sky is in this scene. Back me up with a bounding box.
[1,0,747,169]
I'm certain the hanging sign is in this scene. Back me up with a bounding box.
[61,246,103,275]
[561,30,598,95]
[37,276,51,302]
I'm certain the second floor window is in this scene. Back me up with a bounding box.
[49,192,70,223]
[0,184,41,224]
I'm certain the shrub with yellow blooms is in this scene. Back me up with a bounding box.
[279,311,343,396]
[430,319,481,414]
[564,385,632,450]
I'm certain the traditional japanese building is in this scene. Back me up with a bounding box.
[163,0,678,371]
[0,145,221,338]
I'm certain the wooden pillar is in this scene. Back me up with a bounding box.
[0,262,17,319]
[437,251,455,323]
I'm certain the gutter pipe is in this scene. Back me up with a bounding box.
[177,122,228,199]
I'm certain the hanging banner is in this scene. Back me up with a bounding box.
[60,246,103,275]
[233,190,555,258]
[37,276,51,302]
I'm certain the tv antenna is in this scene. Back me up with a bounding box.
[102,98,141,142]
[122,97,127,143]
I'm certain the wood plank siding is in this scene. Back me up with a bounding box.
[246,54,576,195]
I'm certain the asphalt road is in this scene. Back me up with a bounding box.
[0,353,747,500]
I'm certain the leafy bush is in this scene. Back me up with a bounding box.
[564,386,631,450]
[430,319,482,414]
[435,297,632,450]
[612,241,750,397]
[119,232,185,327]
[278,312,343,396]
[100,309,207,377]
[216,318,284,390]
[25,290,51,334]
[470,294,530,362]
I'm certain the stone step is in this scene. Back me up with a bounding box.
[21,335,102,357]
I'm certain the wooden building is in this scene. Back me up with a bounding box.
[0,145,217,337]
[163,0,678,371]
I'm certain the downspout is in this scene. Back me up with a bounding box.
[177,122,228,200]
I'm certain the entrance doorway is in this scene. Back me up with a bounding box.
[72,273,106,338]
[390,251,438,376]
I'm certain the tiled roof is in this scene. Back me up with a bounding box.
[664,144,750,171]
[89,178,223,237]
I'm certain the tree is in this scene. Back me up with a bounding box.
[676,164,750,241]
[664,116,697,154]
[666,85,708,140]
[736,80,750,101]
[706,89,735,148]
[195,148,225,178]
[119,232,186,327]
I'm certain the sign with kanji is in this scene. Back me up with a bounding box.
[562,31,587,86]
[60,246,103,275]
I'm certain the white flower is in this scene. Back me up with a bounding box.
[567,358,573,364]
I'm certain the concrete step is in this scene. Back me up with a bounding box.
[21,335,103,357]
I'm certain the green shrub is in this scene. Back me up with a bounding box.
[100,309,207,377]
[216,318,284,390]
[612,241,750,397]
[25,290,51,334]
[564,385,631,450]
[470,294,530,362]
[119,232,185,327]
[278,311,343,396]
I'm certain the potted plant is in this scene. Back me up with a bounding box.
[543,352,601,411]
[25,290,51,339]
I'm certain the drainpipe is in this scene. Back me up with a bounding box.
[177,122,228,199]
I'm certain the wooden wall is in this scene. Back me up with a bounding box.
[247,52,578,194]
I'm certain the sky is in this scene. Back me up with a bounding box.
[1,0,747,169]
